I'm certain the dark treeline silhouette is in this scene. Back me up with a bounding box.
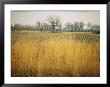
[11,16,100,33]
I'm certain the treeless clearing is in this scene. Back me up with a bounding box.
[11,31,100,77]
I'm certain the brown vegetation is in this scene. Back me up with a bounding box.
[11,31,100,77]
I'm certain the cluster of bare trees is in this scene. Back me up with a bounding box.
[11,16,100,33]
[63,22,84,32]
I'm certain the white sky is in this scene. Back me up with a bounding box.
[11,10,100,26]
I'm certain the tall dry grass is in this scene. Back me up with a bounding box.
[11,31,100,77]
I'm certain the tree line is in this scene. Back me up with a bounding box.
[11,16,100,33]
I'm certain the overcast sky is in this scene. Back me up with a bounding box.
[11,10,100,26]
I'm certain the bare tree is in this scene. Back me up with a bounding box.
[36,21,42,31]
[79,22,84,31]
[74,22,79,31]
[74,22,84,32]
[47,16,61,32]
[86,22,93,30]
[64,23,75,32]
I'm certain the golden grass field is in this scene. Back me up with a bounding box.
[11,31,100,77]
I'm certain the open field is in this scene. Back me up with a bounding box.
[11,31,100,77]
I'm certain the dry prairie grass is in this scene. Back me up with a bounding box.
[11,31,100,77]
